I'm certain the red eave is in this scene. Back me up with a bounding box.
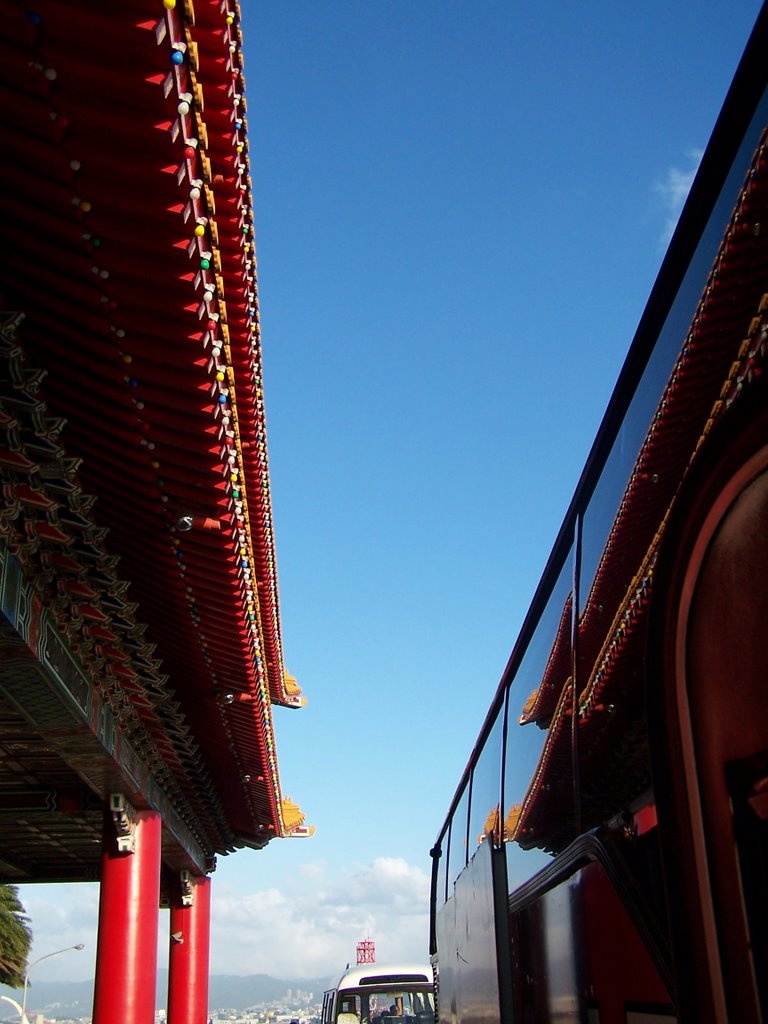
[0,0,306,848]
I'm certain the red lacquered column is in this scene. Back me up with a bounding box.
[93,809,162,1024]
[168,875,212,1024]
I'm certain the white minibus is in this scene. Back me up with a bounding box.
[321,964,435,1024]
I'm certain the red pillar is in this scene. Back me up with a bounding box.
[167,875,211,1024]
[93,809,162,1024]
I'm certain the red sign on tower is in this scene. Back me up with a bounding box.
[356,938,376,964]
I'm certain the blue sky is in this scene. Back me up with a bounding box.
[17,0,764,990]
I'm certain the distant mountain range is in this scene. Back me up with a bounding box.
[0,972,330,1019]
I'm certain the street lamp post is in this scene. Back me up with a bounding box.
[21,944,85,1024]
[1,996,24,1019]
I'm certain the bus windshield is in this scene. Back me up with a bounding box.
[337,988,435,1024]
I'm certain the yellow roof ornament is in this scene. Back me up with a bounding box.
[281,797,314,838]
[282,671,307,707]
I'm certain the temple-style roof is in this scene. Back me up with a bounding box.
[0,0,307,881]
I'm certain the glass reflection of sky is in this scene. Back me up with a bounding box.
[581,85,768,612]
[468,710,503,857]
[506,838,553,892]
[503,545,573,889]
[504,545,573,814]
[434,824,449,906]
[446,783,470,890]
[445,543,574,895]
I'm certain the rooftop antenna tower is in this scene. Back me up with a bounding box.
[356,936,376,964]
